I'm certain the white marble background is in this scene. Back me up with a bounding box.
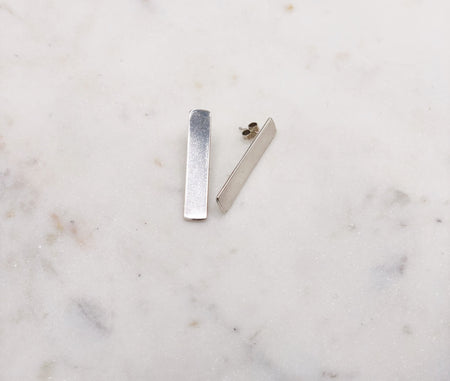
[1,0,450,380]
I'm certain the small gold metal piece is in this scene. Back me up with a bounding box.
[239,122,260,140]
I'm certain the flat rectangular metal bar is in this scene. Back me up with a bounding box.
[216,117,276,213]
[184,109,211,220]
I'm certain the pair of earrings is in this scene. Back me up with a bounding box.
[184,109,277,220]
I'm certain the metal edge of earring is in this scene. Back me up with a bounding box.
[216,117,276,213]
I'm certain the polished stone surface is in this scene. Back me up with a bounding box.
[1,0,449,380]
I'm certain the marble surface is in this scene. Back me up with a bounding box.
[1,0,450,380]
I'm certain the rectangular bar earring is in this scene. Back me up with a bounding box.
[216,117,276,213]
[184,109,211,220]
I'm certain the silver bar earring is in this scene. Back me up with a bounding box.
[184,109,211,220]
[216,117,276,213]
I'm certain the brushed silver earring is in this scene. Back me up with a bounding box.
[184,109,211,221]
[216,117,277,213]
